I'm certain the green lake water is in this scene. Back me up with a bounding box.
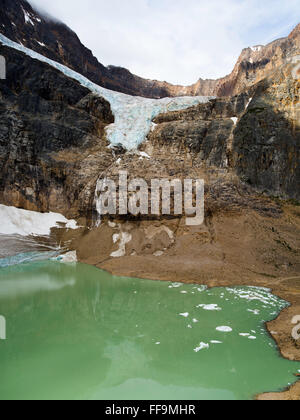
[0,260,299,400]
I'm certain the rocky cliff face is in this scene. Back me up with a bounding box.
[0,44,115,217]
[144,63,300,201]
[0,0,172,98]
[0,41,299,222]
[1,0,299,99]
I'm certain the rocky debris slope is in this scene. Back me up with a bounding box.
[1,0,299,99]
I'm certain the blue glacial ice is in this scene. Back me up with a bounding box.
[0,34,215,150]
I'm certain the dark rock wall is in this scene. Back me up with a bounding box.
[0,45,114,217]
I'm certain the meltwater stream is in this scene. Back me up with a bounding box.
[0,260,299,400]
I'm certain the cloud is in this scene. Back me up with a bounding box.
[29,0,299,85]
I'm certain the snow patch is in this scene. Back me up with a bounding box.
[138,151,151,160]
[36,40,46,47]
[0,204,78,237]
[153,250,164,257]
[22,8,35,26]
[246,97,253,110]
[110,231,132,258]
[250,46,262,52]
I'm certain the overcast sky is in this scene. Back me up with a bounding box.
[29,0,299,85]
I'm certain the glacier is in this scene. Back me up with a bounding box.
[0,33,215,150]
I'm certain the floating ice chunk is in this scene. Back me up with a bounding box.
[248,336,257,340]
[169,283,183,289]
[239,333,250,337]
[247,309,260,315]
[216,326,232,333]
[192,319,199,323]
[197,304,222,311]
[210,341,223,344]
[194,342,209,352]
[179,313,189,318]
[0,204,78,237]
[194,286,208,292]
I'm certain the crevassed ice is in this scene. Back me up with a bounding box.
[0,34,215,150]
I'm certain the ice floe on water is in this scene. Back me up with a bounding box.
[226,286,284,308]
[216,326,233,333]
[194,342,209,352]
[0,205,78,237]
[179,313,189,318]
[169,283,183,289]
[197,304,222,311]
[0,34,215,151]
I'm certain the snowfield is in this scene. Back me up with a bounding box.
[0,205,78,237]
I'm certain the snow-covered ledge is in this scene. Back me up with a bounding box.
[0,204,78,237]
